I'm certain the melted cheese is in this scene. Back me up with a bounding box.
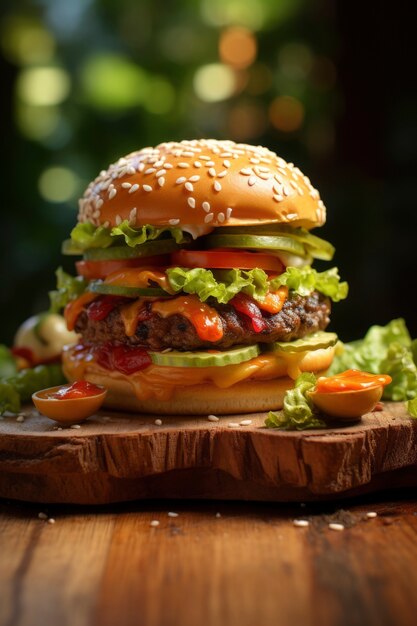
[104,268,175,293]
[120,299,147,337]
[152,295,223,342]
[64,293,97,331]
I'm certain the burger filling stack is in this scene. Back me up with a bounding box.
[52,140,348,414]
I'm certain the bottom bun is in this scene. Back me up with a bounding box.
[63,344,335,415]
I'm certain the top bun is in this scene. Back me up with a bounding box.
[78,140,326,235]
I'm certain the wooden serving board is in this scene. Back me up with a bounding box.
[0,402,416,504]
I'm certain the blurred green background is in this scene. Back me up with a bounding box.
[0,0,416,344]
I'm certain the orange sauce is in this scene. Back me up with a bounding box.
[152,295,223,342]
[316,369,392,393]
[104,268,175,293]
[120,299,148,336]
[257,287,288,314]
[64,292,97,330]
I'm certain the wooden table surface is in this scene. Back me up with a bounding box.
[1,492,417,626]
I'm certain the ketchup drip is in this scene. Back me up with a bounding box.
[51,380,103,400]
[87,296,128,322]
[95,342,152,375]
[230,293,266,333]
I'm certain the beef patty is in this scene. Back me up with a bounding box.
[75,291,331,351]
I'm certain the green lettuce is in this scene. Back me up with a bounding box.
[167,267,270,304]
[49,267,88,313]
[167,265,348,305]
[0,364,66,415]
[265,373,326,430]
[328,319,417,405]
[0,345,18,379]
[71,220,186,251]
[270,266,348,302]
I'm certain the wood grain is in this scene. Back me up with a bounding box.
[1,498,417,626]
[0,402,416,504]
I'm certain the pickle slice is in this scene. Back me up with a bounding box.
[62,239,83,255]
[83,239,180,261]
[149,344,260,367]
[204,234,306,257]
[88,281,170,298]
[266,331,338,353]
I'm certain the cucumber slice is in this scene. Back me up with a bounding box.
[266,331,338,353]
[84,239,180,261]
[204,234,306,257]
[149,344,260,368]
[213,226,334,261]
[62,239,83,256]
[88,281,170,298]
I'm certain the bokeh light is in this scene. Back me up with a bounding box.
[219,27,257,69]
[228,102,267,140]
[193,63,236,102]
[38,166,80,203]
[278,42,313,80]
[16,104,61,141]
[1,16,55,65]
[144,78,176,114]
[80,54,148,111]
[269,95,304,132]
[16,66,70,106]
[200,0,265,30]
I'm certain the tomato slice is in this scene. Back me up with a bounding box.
[76,255,169,280]
[171,249,285,272]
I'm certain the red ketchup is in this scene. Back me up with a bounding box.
[51,380,104,400]
[316,369,392,393]
[95,343,152,375]
[87,296,128,322]
[230,293,266,333]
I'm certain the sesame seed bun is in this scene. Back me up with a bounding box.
[78,139,326,234]
[62,344,335,415]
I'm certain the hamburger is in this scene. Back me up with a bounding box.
[52,139,347,414]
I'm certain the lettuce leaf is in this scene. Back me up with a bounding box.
[166,267,270,304]
[167,265,348,305]
[49,267,88,313]
[0,364,66,415]
[328,319,417,404]
[270,266,348,302]
[265,373,326,430]
[71,220,186,251]
[0,345,18,379]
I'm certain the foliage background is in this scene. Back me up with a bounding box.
[0,0,416,344]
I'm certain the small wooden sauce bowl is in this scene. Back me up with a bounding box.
[308,385,383,421]
[32,385,107,425]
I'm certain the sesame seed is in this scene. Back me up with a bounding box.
[16,415,25,423]
[127,166,136,175]
[239,419,252,426]
[138,162,145,172]
[223,160,231,168]
[115,215,122,225]
[145,168,156,175]
[258,166,270,173]
[154,160,165,168]
[165,163,173,169]
[168,512,179,518]
[250,158,260,164]
[176,177,186,184]
[169,218,180,225]
[121,182,132,189]
[38,512,48,520]
[208,168,216,177]
[70,424,81,429]
[207,414,219,422]
[161,348,172,353]
[248,176,256,186]
[226,207,233,219]
[194,161,202,168]
[129,207,137,223]
[178,162,189,168]
[366,512,378,519]
[217,212,225,223]
[108,188,117,199]
[128,183,139,194]
[158,177,165,187]
[240,168,252,175]
[48,518,56,525]
[185,182,194,192]
[204,213,214,223]
[228,422,239,428]
[286,213,298,220]
[143,185,152,192]
[293,519,309,528]
[329,523,345,531]
[189,175,200,182]
[205,160,215,166]
[217,170,228,178]
[214,181,222,192]
[273,195,283,202]
[215,512,221,518]
[202,201,211,212]
[155,419,162,426]
[156,169,166,177]
[150,520,160,527]
[187,197,196,208]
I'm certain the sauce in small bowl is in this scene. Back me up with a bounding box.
[32,380,107,425]
[308,369,392,420]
